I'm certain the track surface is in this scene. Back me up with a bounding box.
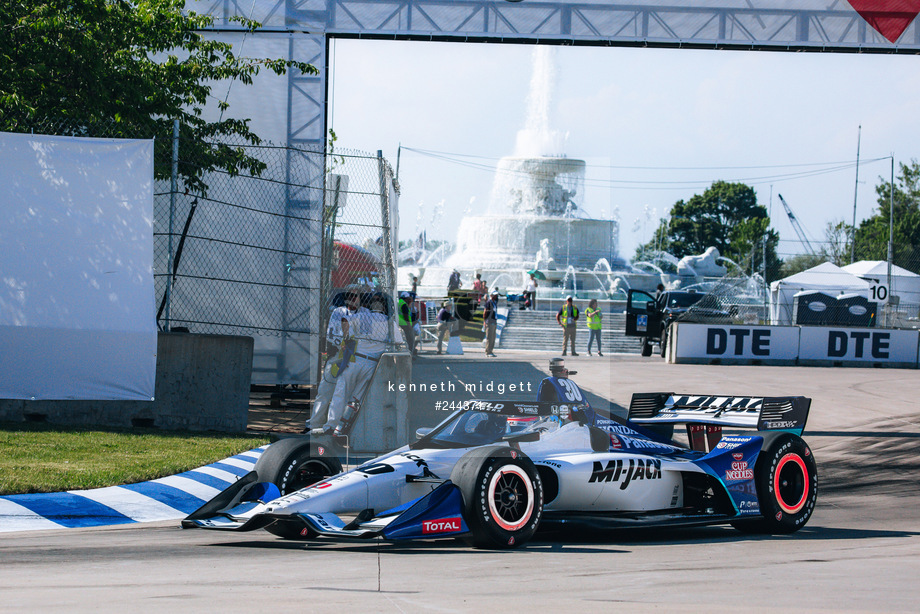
[3,355,919,612]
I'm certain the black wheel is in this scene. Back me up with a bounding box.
[640,338,653,357]
[450,446,543,549]
[254,437,343,496]
[659,325,668,357]
[732,432,818,534]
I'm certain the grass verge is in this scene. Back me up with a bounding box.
[0,421,269,495]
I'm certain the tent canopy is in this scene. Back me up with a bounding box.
[842,260,920,308]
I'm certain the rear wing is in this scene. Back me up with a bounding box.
[627,393,811,435]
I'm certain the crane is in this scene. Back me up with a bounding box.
[777,194,816,256]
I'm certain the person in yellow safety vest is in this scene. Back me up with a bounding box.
[398,292,418,357]
[585,298,603,357]
[556,295,580,356]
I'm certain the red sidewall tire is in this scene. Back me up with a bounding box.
[451,447,543,549]
[754,432,818,534]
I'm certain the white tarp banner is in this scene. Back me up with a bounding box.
[0,132,156,400]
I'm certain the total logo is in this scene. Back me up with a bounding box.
[422,517,463,534]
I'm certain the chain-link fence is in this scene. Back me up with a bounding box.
[676,254,920,331]
[9,119,399,386]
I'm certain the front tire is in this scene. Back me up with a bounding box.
[733,432,818,534]
[451,446,543,549]
[640,338,653,357]
[254,437,343,495]
[659,325,668,357]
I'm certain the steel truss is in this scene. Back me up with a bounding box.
[189,0,918,383]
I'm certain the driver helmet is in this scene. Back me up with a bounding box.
[549,357,576,378]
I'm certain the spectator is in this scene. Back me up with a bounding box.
[524,273,538,310]
[472,273,487,304]
[313,294,390,437]
[483,290,499,357]
[436,300,452,355]
[556,295,580,356]
[306,291,366,432]
[410,275,419,295]
[655,283,665,300]
[447,269,461,293]
[585,298,603,356]
[398,292,419,357]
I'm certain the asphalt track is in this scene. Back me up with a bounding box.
[2,353,920,612]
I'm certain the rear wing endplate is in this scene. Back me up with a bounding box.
[627,393,811,435]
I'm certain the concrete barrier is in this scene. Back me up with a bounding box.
[346,352,412,454]
[670,321,920,368]
[0,332,254,432]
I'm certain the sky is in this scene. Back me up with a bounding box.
[327,38,920,262]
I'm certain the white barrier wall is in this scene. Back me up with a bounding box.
[671,323,800,364]
[672,322,920,368]
[798,327,920,367]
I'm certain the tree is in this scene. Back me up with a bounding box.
[853,159,920,273]
[0,0,316,194]
[636,181,782,280]
[779,253,826,278]
[821,220,853,266]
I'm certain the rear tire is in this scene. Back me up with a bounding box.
[254,437,343,496]
[732,432,817,534]
[451,446,543,549]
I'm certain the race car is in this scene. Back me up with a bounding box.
[183,359,818,549]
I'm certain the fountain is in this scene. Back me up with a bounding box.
[397,47,731,304]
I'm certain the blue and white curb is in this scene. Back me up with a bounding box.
[0,445,268,533]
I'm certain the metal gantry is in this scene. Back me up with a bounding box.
[187,0,920,383]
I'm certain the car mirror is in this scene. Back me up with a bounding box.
[646,301,656,312]
[415,427,433,440]
[502,431,540,443]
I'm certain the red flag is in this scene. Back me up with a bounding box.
[848,1,920,43]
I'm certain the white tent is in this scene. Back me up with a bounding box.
[770,262,872,325]
[841,260,920,308]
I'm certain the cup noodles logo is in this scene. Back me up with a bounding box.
[422,517,463,534]
[725,460,754,481]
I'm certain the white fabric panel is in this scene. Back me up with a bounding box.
[0,132,156,400]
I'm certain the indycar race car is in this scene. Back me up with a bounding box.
[183,360,818,549]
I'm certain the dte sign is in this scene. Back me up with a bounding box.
[706,328,771,356]
[827,331,890,359]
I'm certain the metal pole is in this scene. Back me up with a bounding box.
[378,150,395,347]
[765,186,772,324]
[887,155,894,318]
[164,118,179,332]
[850,125,861,264]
